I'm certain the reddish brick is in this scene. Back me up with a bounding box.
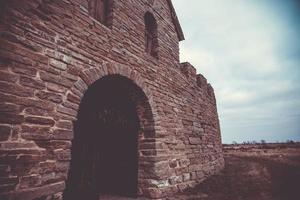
[25,116,55,126]
[0,81,34,97]
[52,129,73,140]
[0,113,24,124]
[40,71,73,88]
[35,91,63,103]
[0,125,11,141]
[21,125,51,140]
[0,103,20,113]
[19,76,45,90]
[0,70,18,83]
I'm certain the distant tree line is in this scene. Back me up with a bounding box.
[231,139,296,145]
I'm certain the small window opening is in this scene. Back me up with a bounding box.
[88,0,112,27]
[144,12,158,58]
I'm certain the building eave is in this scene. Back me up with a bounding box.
[166,0,185,41]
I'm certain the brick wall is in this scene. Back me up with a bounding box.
[0,0,224,199]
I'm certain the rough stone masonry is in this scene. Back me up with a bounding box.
[0,0,224,199]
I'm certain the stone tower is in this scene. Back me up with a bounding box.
[0,0,224,199]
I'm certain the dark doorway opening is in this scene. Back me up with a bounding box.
[64,75,141,200]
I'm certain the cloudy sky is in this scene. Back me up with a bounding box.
[172,0,300,143]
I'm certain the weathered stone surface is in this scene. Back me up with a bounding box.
[11,62,37,77]
[53,149,71,161]
[56,120,72,130]
[52,129,73,140]
[0,93,55,111]
[189,137,201,145]
[19,174,42,189]
[189,164,203,172]
[40,71,73,88]
[19,76,45,90]
[38,161,56,174]
[66,92,81,104]
[169,159,178,168]
[46,82,67,94]
[0,125,11,141]
[0,70,18,83]
[0,164,10,178]
[55,162,70,173]
[146,187,167,199]
[0,176,18,193]
[35,91,63,103]
[183,173,191,182]
[0,0,223,199]
[0,113,24,124]
[24,107,50,116]
[49,58,67,71]
[169,175,183,185]
[0,182,65,200]
[0,103,20,113]
[25,116,55,126]
[2,154,44,164]
[37,141,71,151]
[0,81,34,97]
[21,125,51,140]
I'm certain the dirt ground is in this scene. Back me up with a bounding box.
[99,144,300,200]
[177,144,300,200]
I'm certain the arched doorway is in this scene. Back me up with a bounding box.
[64,75,154,200]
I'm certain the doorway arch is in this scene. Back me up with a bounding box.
[64,74,155,199]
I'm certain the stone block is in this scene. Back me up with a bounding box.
[189,137,201,145]
[53,149,71,161]
[11,62,37,77]
[35,91,63,103]
[196,73,207,88]
[0,103,20,113]
[0,70,18,83]
[19,174,41,189]
[56,106,77,117]
[169,175,183,185]
[49,58,67,70]
[52,129,73,140]
[21,125,51,140]
[180,62,197,82]
[40,71,73,88]
[0,125,11,141]
[56,120,73,130]
[0,81,34,97]
[25,116,55,126]
[189,164,203,172]
[169,159,178,168]
[66,92,81,104]
[0,113,24,124]
[145,187,165,199]
[19,76,45,90]
[0,165,10,177]
[183,173,191,182]
[1,182,65,200]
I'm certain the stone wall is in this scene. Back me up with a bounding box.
[0,0,224,199]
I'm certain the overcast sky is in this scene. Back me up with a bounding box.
[172,0,300,143]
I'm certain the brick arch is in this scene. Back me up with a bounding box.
[71,63,158,123]
[64,63,160,198]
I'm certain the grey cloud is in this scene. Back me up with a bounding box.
[172,0,300,143]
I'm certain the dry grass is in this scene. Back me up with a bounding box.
[98,144,300,200]
[178,144,300,200]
